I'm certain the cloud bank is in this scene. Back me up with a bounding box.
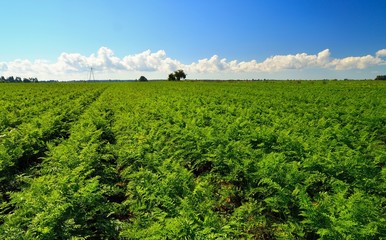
[1,47,385,80]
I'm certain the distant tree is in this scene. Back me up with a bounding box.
[168,73,176,81]
[375,75,386,80]
[23,78,31,83]
[138,76,148,82]
[7,76,14,82]
[174,70,187,80]
[0,76,5,82]
[15,77,22,82]
[168,70,186,81]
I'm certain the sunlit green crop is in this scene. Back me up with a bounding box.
[0,80,385,239]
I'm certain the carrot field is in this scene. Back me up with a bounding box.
[0,81,385,239]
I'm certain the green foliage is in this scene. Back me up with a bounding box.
[375,75,386,80]
[0,80,385,239]
[168,69,186,81]
[168,73,176,81]
[0,76,38,83]
[138,76,148,82]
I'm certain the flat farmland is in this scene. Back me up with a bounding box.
[0,81,385,239]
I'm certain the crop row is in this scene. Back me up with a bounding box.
[0,85,119,238]
[0,84,107,207]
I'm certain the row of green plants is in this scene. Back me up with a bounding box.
[0,85,120,238]
[0,84,107,207]
[0,81,385,239]
[0,83,98,133]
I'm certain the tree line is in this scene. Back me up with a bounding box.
[0,76,39,83]
[375,75,386,80]
[138,70,187,82]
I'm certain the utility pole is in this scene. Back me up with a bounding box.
[88,67,95,81]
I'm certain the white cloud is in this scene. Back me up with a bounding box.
[317,49,332,66]
[185,51,318,73]
[255,52,320,71]
[329,55,383,70]
[376,49,386,57]
[56,53,89,72]
[0,47,385,80]
[122,49,181,72]
[185,48,385,72]
[0,62,8,71]
[186,55,231,73]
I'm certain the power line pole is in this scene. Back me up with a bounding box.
[88,67,95,81]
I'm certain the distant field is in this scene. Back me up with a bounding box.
[0,81,385,239]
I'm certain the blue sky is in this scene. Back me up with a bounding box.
[1,0,385,80]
